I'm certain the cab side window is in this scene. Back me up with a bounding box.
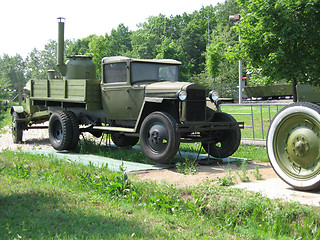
[103,63,127,83]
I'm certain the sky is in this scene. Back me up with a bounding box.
[0,0,224,58]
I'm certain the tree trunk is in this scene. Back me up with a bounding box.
[292,77,297,102]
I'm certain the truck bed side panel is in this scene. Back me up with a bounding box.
[30,79,102,110]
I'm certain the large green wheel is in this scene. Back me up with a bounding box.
[267,102,320,190]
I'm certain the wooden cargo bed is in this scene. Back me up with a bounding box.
[29,79,102,110]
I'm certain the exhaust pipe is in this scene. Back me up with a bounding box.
[57,17,67,76]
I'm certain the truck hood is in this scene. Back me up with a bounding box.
[143,81,204,98]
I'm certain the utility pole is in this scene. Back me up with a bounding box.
[229,14,243,103]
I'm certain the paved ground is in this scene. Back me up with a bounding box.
[233,178,320,206]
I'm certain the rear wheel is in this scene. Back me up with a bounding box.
[65,111,79,150]
[267,102,320,190]
[12,112,23,143]
[201,112,241,158]
[140,112,180,164]
[111,132,139,148]
[48,111,73,151]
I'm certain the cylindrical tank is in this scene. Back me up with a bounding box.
[65,55,96,79]
[47,69,55,80]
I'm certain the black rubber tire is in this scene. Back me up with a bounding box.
[111,132,139,148]
[48,111,73,151]
[201,112,241,158]
[267,102,320,191]
[65,111,79,150]
[139,111,180,164]
[12,112,23,144]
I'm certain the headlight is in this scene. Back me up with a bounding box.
[176,90,187,101]
[208,90,219,101]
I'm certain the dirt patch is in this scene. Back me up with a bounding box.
[134,161,277,187]
[1,125,277,187]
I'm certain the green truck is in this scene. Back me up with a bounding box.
[11,18,243,163]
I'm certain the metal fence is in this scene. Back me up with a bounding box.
[221,103,290,142]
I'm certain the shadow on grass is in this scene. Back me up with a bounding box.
[0,191,159,239]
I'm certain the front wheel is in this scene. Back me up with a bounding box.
[139,112,180,164]
[201,112,241,158]
[267,102,320,191]
[12,111,24,143]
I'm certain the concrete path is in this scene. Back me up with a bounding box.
[233,178,320,206]
[26,149,169,172]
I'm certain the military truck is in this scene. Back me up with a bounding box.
[267,85,320,190]
[11,18,243,163]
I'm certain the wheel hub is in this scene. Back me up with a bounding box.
[151,130,160,144]
[286,127,319,168]
[293,138,309,157]
[148,123,168,152]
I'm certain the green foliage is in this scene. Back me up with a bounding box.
[175,157,198,175]
[232,0,320,86]
[0,54,24,92]
[214,168,236,186]
[236,160,250,182]
[252,166,262,180]
[204,0,240,97]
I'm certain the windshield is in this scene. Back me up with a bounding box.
[131,63,179,83]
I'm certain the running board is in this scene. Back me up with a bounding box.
[91,126,136,133]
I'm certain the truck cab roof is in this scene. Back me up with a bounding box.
[101,56,181,65]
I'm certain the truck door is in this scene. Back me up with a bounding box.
[101,62,144,120]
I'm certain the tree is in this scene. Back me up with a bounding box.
[232,0,320,101]
[108,24,132,56]
[87,35,110,77]
[180,6,216,76]
[0,54,26,104]
[0,54,25,88]
[156,37,192,81]
[66,35,94,56]
[205,0,240,97]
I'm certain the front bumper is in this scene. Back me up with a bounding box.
[177,121,244,133]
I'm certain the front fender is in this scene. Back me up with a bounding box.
[11,106,25,115]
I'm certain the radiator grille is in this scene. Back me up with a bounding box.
[186,89,206,121]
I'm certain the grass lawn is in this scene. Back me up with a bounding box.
[1,151,320,239]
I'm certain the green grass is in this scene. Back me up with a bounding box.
[1,150,320,239]
[0,106,12,133]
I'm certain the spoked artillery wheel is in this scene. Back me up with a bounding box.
[267,102,320,190]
